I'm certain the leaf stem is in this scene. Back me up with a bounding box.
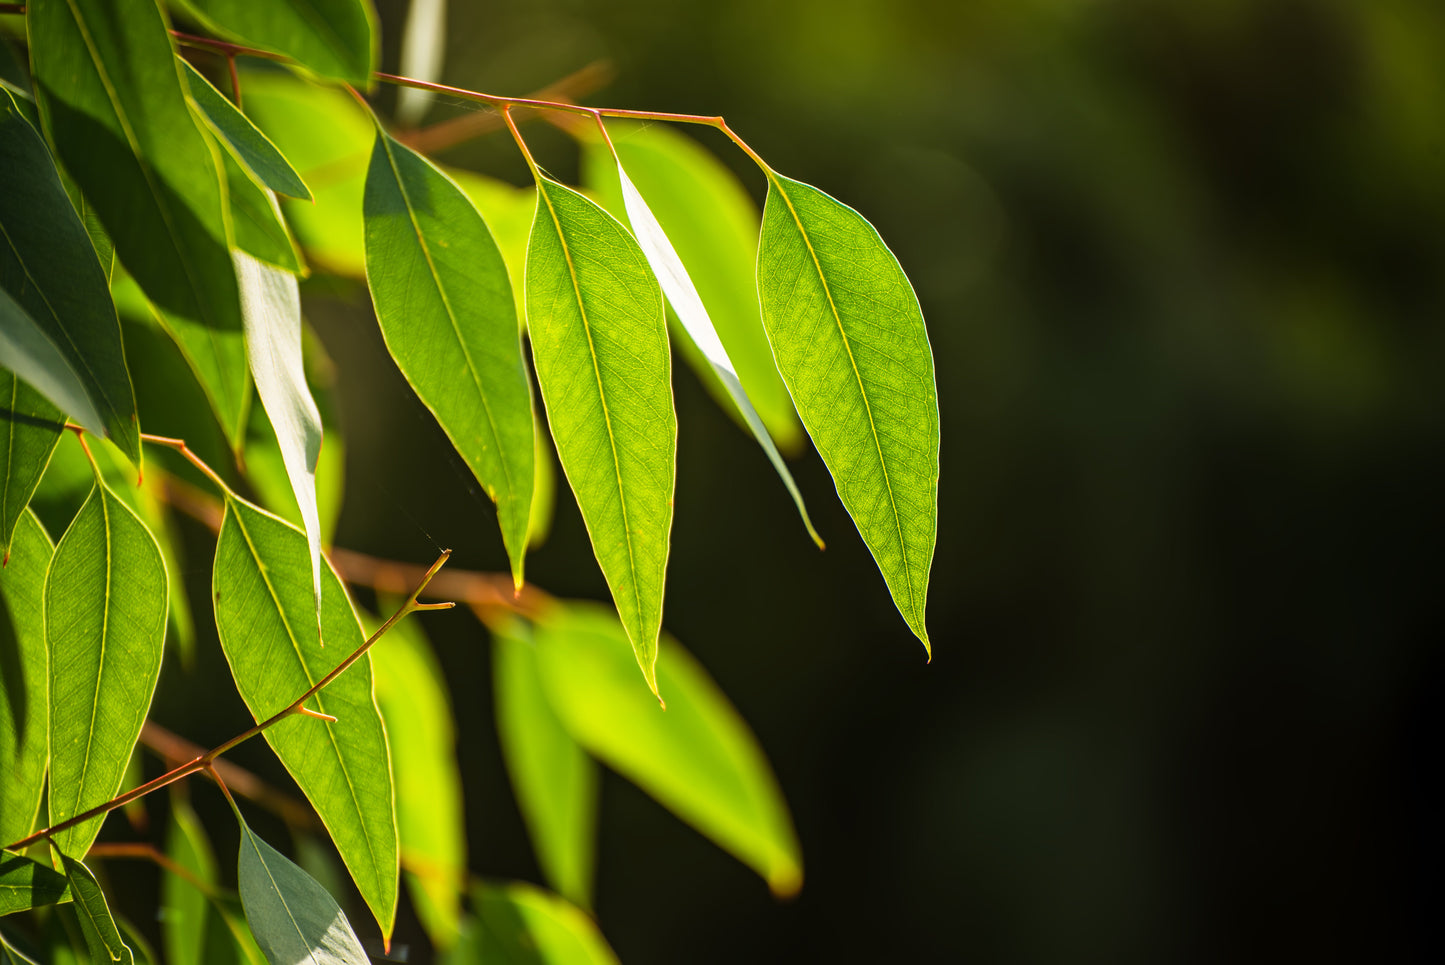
[86,843,222,899]
[139,433,232,496]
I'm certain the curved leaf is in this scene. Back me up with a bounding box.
[59,855,132,965]
[181,60,312,201]
[0,379,62,560]
[526,178,675,694]
[0,511,53,846]
[46,483,168,858]
[183,0,378,87]
[222,155,304,275]
[533,603,802,896]
[757,173,939,652]
[364,130,534,585]
[0,289,104,439]
[213,496,397,940]
[0,850,70,915]
[442,881,619,965]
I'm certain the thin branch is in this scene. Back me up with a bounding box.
[86,843,220,898]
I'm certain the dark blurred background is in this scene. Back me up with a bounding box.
[156,0,1445,962]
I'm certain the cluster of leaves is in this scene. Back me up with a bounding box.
[0,0,937,962]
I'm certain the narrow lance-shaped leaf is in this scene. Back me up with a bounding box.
[234,814,369,965]
[757,173,939,653]
[213,495,398,941]
[180,60,312,201]
[46,482,168,858]
[395,0,447,126]
[58,854,133,965]
[0,377,63,559]
[183,0,378,87]
[615,160,822,548]
[364,129,535,585]
[0,850,71,915]
[440,882,620,965]
[526,177,676,695]
[220,153,305,275]
[28,0,249,450]
[0,512,52,845]
[162,801,216,965]
[0,90,136,455]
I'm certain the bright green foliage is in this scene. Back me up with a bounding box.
[0,91,137,456]
[442,882,619,965]
[221,155,305,275]
[0,383,60,558]
[532,603,802,896]
[28,0,249,450]
[59,855,132,965]
[234,815,369,965]
[758,173,939,653]
[162,802,216,965]
[46,483,168,858]
[181,61,313,201]
[0,850,70,916]
[0,512,49,845]
[370,608,467,950]
[493,620,598,909]
[182,0,379,87]
[212,496,398,939]
[527,178,676,695]
[364,129,535,586]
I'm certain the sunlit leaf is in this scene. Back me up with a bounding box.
[364,129,534,585]
[162,801,216,965]
[180,60,312,200]
[395,0,447,126]
[234,815,369,965]
[757,173,939,653]
[182,0,378,86]
[441,881,619,965]
[0,850,70,915]
[213,495,397,940]
[533,603,802,896]
[221,154,304,275]
[244,392,345,551]
[492,620,597,908]
[0,377,61,557]
[527,412,556,549]
[28,0,248,449]
[0,512,50,847]
[46,482,168,858]
[59,854,133,965]
[370,609,466,949]
[452,172,534,324]
[0,90,136,454]
[526,178,675,695]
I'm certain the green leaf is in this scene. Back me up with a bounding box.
[611,155,821,548]
[213,495,398,940]
[0,378,61,559]
[757,173,939,652]
[243,387,345,551]
[0,850,71,916]
[0,287,105,438]
[46,482,168,858]
[451,172,534,324]
[395,0,447,126]
[182,0,378,87]
[0,927,42,965]
[180,60,312,201]
[582,122,803,452]
[57,166,115,284]
[58,854,133,965]
[364,129,534,586]
[207,897,267,965]
[0,511,51,847]
[533,603,802,896]
[221,153,305,275]
[370,609,466,950]
[526,178,676,695]
[0,90,137,455]
[162,802,216,965]
[234,815,369,965]
[492,620,597,909]
[27,0,249,450]
[441,882,619,965]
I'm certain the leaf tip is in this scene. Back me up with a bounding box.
[768,865,803,900]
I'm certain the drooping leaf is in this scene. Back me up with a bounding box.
[395,0,447,126]
[757,173,939,653]
[46,482,168,858]
[533,603,802,896]
[235,815,369,965]
[526,178,676,695]
[492,620,597,908]
[243,380,345,550]
[117,918,158,965]
[57,166,114,284]
[0,90,137,455]
[221,153,305,275]
[58,854,133,965]
[162,801,216,965]
[0,850,70,915]
[582,122,803,452]
[182,0,378,87]
[0,927,42,965]
[527,411,556,549]
[611,157,821,547]
[0,512,50,846]
[364,129,534,586]
[180,60,312,201]
[441,882,619,965]
[0,378,61,558]
[213,495,397,940]
[0,288,105,439]
[370,609,466,949]
[236,251,323,618]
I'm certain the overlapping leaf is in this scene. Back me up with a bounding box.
[0,513,52,846]
[59,855,132,965]
[212,496,397,939]
[221,155,304,275]
[181,60,312,201]
[364,130,535,585]
[526,178,676,694]
[0,380,61,558]
[0,289,104,440]
[757,173,939,652]
[46,483,168,858]
[182,0,378,87]
[441,882,619,965]
[0,851,70,915]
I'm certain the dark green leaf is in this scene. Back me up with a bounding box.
[182,0,378,86]
[0,512,50,846]
[0,379,62,559]
[57,166,114,284]
[0,926,42,965]
[758,173,939,653]
[181,60,312,200]
[46,482,168,858]
[526,178,676,695]
[364,129,534,585]
[58,854,133,965]
[0,287,105,438]
[0,850,70,916]
[441,881,618,965]
[222,155,304,275]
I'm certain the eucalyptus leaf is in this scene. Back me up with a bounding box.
[0,512,51,846]
[0,379,61,559]
[442,881,619,965]
[46,483,168,858]
[0,288,104,439]
[0,927,41,965]
[182,0,378,86]
[222,153,304,275]
[162,802,216,965]
[59,854,133,965]
[526,177,676,695]
[395,0,447,126]
[757,173,939,653]
[0,850,70,915]
[181,60,312,200]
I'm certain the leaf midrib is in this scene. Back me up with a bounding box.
[243,826,321,965]
[67,487,111,841]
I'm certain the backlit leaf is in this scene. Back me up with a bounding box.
[213,496,397,939]
[526,178,675,694]
[0,850,70,915]
[0,511,51,846]
[441,881,619,965]
[162,802,216,965]
[222,154,304,275]
[0,378,61,559]
[0,288,104,439]
[364,130,534,585]
[182,0,378,86]
[533,603,802,896]
[59,854,133,965]
[181,60,312,200]
[757,173,939,652]
[46,482,168,858]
